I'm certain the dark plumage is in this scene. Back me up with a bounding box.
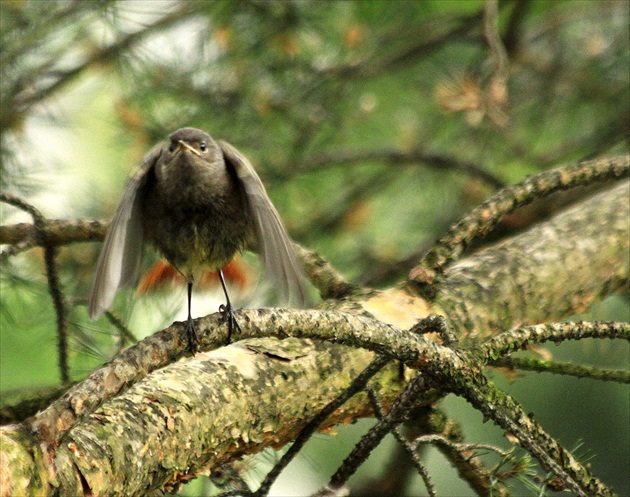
[88,128,308,349]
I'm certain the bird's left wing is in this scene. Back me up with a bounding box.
[218,140,310,307]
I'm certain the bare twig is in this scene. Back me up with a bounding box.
[315,375,426,496]
[0,239,36,261]
[479,321,630,363]
[1,193,70,383]
[367,388,436,497]
[0,219,108,246]
[494,356,630,383]
[294,148,505,189]
[293,244,357,300]
[408,155,630,299]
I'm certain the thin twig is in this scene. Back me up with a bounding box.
[415,434,510,458]
[459,376,613,497]
[478,321,630,363]
[1,192,45,222]
[41,242,69,384]
[1,193,70,383]
[408,155,630,299]
[415,427,507,496]
[294,148,504,189]
[315,375,426,496]
[367,388,436,497]
[494,356,630,384]
[0,239,36,261]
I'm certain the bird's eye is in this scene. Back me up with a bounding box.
[200,142,207,152]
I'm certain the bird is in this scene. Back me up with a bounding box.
[88,127,309,351]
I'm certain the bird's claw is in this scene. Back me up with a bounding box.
[185,317,199,354]
[219,303,240,343]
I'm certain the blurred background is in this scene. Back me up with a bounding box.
[1,1,628,495]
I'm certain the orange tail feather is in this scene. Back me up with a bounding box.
[137,257,251,294]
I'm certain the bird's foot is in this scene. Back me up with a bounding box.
[185,316,199,354]
[219,303,240,343]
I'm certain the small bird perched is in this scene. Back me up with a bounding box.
[88,127,309,350]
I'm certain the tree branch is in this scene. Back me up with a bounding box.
[292,148,505,189]
[460,378,613,497]
[409,156,630,299]
[493,356,630,383]
[9,311,624,496]
[2,175,627,496]
[479,321,629,362]
[0,193,70,383]
[433,179,630,338]
[0,220,350,302]
[0,219,107,247]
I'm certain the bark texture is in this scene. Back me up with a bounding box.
[1,179,628,496]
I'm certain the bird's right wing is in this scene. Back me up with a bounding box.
[88,144,163,319]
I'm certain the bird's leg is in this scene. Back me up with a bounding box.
[218,268,240,343]
[185,281,199,353]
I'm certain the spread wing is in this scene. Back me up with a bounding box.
[88,144,163,319]
[218,140,309,307]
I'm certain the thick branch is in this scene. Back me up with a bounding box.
[409,156,630,297]
[8,312,623,496]
[2,179,627,496]
[51,339,406,497]
[434,180,629,339]
[20,182,629,453]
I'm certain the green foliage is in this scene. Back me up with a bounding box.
[1,1,628,495]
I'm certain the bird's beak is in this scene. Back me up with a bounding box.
[177,140,201,157]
